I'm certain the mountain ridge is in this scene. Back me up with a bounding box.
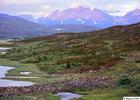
[18,7,140,28]
[0,14,51,38]
[0,14,98,38]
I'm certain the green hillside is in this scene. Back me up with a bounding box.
[4,23,140,73]
[2,23,140,98]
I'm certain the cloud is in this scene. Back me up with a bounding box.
[69,1,94,9]
[70,2,81,8]
[2,0,43,4]
[104,2,138,16]
[41,5,50,10]
[0,0,139,17]
[136,4,140,9]
[17,11,48,17]
[17,4,51,18]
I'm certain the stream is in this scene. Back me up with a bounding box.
[0,66,82,100]
[0,47,82,99]
[56,92,82,100]
[0,66,82,99]
[0,47,34,87]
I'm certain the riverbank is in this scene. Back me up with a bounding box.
[0,58,93,84]
[0,66,34,87]
[0,58,49,84]
[0,87,137,100]
[0,77,137,100]
[0,77,113,96]
[0,58,139,100]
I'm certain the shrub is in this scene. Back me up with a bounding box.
[118,77,132,87]
[118,77,140,95]
[66,62,71,69]
[131,79,140,95]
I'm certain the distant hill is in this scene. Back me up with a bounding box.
[0,14,52,38]
[18,14,36,22]
[0,14,98,39]
[114,9,140,25]
[48,24,98,33]
[124,9,140,24]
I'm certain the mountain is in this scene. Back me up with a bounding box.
[0,14,53,38]
[0,14,98,38]
[114,9,140,25]
[124,9,140,24]
[18,7,140,29]
[34,6,114,28]
[47,6,112,21]
[48,24,98,33]
[18,14,36,22]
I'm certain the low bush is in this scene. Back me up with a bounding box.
[131,79,140,95]
[118,77,132,87]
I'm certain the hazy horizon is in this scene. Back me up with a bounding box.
[0,0,140,17]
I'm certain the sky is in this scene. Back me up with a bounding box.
[0,0,140,17]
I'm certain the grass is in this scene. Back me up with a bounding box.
[0,58,45,77]
[4,24,140,74]
[0,58,73,84]
[0,40,14,47]
[0,93,60,100]
[73,88,137,100]
[0,58,49,83]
